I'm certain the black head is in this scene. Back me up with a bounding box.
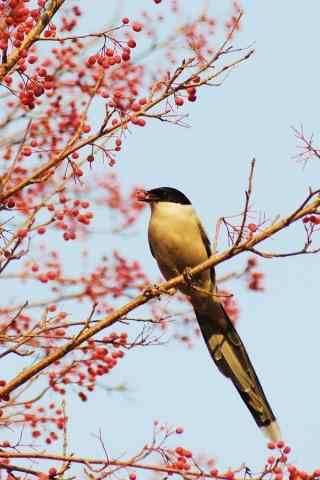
[138,187,191,205]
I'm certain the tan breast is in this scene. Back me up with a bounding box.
[148,202,212,290]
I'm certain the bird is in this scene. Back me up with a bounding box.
[138,186,281,442]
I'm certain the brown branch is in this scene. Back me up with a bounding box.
[1,120,32,192]
[191,12,244,83]
[0,462,42,478]
[0,451,257,480]
[234,158,256,247]
[0,301,28,335]
[217,268,248,284]
[292,126,320,165]
[249,246,320,259]
[35,27,123,42]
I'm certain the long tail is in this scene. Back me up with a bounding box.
[193,299,281,442]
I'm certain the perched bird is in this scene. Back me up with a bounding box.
[139,186,281,442]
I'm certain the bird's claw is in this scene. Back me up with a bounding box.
[167,287,177,296]
[143,284,176,299]
[182,267,193,286]
[143,284,158,298]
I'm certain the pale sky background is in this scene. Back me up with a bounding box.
[3,0,320,474]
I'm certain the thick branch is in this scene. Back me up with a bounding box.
[0,451,254,480]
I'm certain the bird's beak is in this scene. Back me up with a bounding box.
[136,190,156,203]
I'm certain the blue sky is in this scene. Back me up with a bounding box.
[3,0,320,474]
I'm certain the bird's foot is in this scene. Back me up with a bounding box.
[143,284,176,299]
[182,266,193,286]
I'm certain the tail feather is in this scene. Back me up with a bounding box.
[262,421,282,442]
[193,300,281,441]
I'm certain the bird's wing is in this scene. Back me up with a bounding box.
[148,236,155,258]
[196,219,216,284]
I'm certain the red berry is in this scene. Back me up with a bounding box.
[175,97,184,106]
[47,271,57,280]
[175,427,183,434]
[37,226,46,235]
[225,471,234,480]
[131,102,140,112]
[176,460,185,470]
[48,467,57,477]
[28,55,38,64]
[127,39,136,49]
[34,85,44,97]
[87,56,96,66]
[288,466,296,474]
[132,23,142,32]
[122,52,130,62]
[248,223,257,232]
[22,146,32,156]
[299,471,308,480]
[122,17,130,24]
[17,228,28,238]
[39,274,48,283]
